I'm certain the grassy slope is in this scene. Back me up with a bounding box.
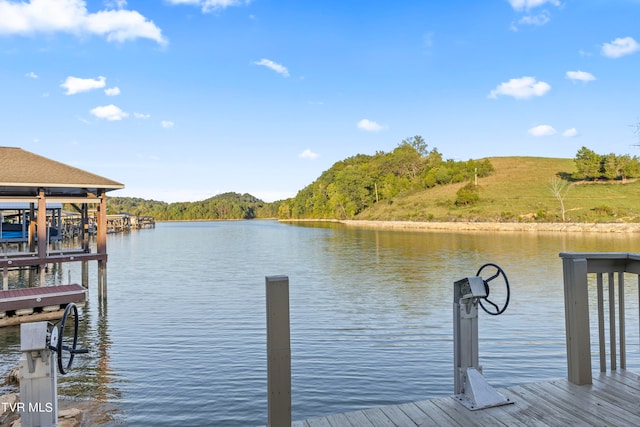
[359,157,640,223]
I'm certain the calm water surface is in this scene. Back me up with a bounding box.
[1,220,640,426]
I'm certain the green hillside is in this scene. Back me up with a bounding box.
[106,153,640,224]
[360,157,640,223]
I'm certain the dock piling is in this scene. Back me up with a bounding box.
[266,275,292,427]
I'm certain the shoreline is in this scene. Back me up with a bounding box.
[281,219,640,233]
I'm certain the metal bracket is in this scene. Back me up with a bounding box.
[454,368,512,410]
[26,352,36,374]
[460,300,477,318]
[458,276,487,300]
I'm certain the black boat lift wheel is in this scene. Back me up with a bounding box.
[50,303,89,375]
[476,263,510,316]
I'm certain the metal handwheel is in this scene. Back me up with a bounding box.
[476,263,510,316]
[50,303,89,375]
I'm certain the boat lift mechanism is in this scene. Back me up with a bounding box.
[18,303,89,427]
[453,263,513,410]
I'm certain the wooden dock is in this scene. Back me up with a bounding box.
[0,283,86,327]
[294,369,640,426]
[265,254,640,427]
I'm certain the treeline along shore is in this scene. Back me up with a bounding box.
[282,219,640,233]
[106,138,640,226]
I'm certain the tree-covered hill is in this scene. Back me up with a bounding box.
[104,139,640,224]
[279,140,640,223]
[107,192,280,221]
[277,136,494,219]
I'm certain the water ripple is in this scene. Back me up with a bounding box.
[2,221,640,425]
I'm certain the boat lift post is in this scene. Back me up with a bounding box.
[18,303,88,427]
[453,263,513,410]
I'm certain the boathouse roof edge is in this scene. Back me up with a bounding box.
[0,147,124,197]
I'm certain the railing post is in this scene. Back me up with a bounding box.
[561,256,592,385]
[618,272,626,370]
[608,272,617,370]
[596,274,606,372]
[266,275,291,426]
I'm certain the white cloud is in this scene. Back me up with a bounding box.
[508,0,560,30]
[61,76,106,95]
[508,0,561,12]
[105,86,120,96]
[0,0,166,45]
[254,59,289,77]
[528,124,556,136]
[357,119,387,132]
[299,149,319,160]
[105,0,127,9]
[488,76,550,99]
[90,104,128,121]
[166,0,250,13]
[161,120,174,128]
[134,112,150,119]
[166,0,205,5]
[566,70,596,82]
[25,71,38,79]
[517,11,550,26]
[562,128,578,137]
[601,37,640,58]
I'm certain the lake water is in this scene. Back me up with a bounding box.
[1,220,640,426]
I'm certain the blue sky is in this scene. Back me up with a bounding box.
[1,0,639,203]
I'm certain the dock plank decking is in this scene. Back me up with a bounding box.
[293,370,640,427]
[0,284,86,312]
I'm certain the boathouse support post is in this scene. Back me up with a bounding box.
[98,263,107,300]
[561,256,592,385]
[27,203,37,287]
[37,189,47,287]
[81,203,89,252]
[266,275,291,427]
[82,261,89,289]
[2,266,7,291]
[97,191,108,300]
[28,203,35,253]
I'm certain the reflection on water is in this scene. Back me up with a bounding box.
[55,299,123,424]
[0,278,123,424]
[1,221,640,426]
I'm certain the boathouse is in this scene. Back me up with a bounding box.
[0,147,124,326]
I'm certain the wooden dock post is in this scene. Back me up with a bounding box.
[82,261,89,288]
[97,191,108,300]
[37,189,47,287]
[98,263,107,300]
[266,275,291,427]
[561,255,592,385]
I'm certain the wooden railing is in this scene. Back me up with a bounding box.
[560,252,640,385]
